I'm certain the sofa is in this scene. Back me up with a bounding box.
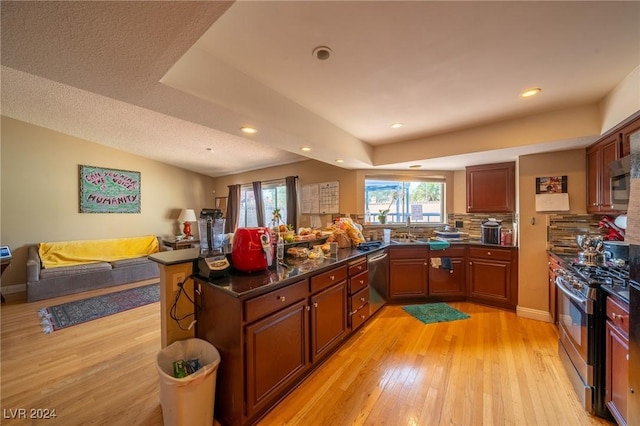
[26,235,170,302]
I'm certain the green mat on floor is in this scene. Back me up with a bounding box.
[402,302,470,324]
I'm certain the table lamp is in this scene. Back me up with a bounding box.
[178,208,197,239]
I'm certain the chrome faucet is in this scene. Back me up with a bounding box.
[406,216,414,239]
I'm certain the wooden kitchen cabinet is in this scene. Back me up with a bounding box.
[389,246,428,299]
[468,246,518,310]
[466,161,515,213]
[310,281,348,363]
[245,299,309,418]
[428,246,466,298]
[587,134,620,213]
[606,295,629,426]
[620,115,640,157]
[548,254,562,325]
[309,265,348,363]
[196,261,354,425]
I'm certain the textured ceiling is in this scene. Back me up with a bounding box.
[2,1,640,177]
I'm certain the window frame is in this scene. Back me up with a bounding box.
[364,176,446,225]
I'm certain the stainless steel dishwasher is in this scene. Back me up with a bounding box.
[368,249,389,316]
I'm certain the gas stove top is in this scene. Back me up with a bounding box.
[570,263,630,288]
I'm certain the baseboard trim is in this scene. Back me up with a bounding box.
[516,305,553,323]
[1,283,26,295]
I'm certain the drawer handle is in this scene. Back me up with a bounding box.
[627,354,630,361]
[359,280,364,285]
[330,275,335,281]
[487,252,491,256]
[360,314,366,319]
[360,297,365,302]
[313,302,319,308]
[358,266,362,271]
[612,313,627,321]
[278,296,286,302]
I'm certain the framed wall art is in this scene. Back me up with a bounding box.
[79,165,141,213]
[535,175,567,194]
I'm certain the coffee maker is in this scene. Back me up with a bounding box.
[197,209,230,280]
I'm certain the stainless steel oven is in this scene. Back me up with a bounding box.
[553,261,626,419]
[555,273,595,412]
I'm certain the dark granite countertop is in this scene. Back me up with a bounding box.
[150,240,517,299]
[601,283,630,304]
[391,238,517,249]
[150,245,385,299]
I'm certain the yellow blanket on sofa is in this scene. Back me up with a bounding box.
[39,235,159,269]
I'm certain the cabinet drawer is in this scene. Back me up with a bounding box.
[430,246,466,258]
[310,265,347,293]
[349,270,369,294]
[348,258,367,276]
[469,247,512,261]
[607,296,629,335]
[244,279,308,324]
[350,303,370,330]
[389,247,428,259]
[349,285,369,313]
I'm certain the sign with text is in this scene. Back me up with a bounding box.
[79,165,141,213]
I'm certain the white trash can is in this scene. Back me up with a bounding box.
[156,338,221,426]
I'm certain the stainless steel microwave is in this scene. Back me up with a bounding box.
[609,155,630,211]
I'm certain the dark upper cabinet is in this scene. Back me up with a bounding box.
[466,162,515,213]
[621,116,640,157]
[586,133,620,213]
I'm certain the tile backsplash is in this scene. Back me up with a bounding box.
[547,214,606,254]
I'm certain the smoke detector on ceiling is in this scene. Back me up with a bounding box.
[312,46,332,61]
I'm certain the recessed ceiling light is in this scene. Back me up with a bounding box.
[335,158,344,163]
[409,164,422,169]
[521,88,541,98]
[312,46,332,61]
[206,147,213,152]
[300,147,311,152]
[391,123,403,129]
[240,126,257,134]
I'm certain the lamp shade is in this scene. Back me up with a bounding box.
[178,208,197,222]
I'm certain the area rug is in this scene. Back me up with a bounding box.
[39,283,159,333]
[402,302,470,324]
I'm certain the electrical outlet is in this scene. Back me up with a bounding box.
[455,220,464,228]
[173,272,186,291]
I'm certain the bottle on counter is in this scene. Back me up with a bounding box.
[276,233,285,262]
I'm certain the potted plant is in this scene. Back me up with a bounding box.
[377,192,398,224]
[377,209,389,224]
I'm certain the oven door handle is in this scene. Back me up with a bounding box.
[555,277,593,314]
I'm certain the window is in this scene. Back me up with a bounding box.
[365,178,445,224]
[239,180,288,228]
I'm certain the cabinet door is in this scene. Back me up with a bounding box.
[468,258,511,304]
[310,281,347,363]
[587,135,620,213]
[606,320,629,426]
[586,146,600,213]
[389,258,428,299]
[245,300,309,418]
[621,116,640,156]
[466,162,515,213]
[428,257,466,296]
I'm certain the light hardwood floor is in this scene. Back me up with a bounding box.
[1,284,613,426]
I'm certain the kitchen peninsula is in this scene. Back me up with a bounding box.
[149,235,518,425]
[149,243,380,425]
